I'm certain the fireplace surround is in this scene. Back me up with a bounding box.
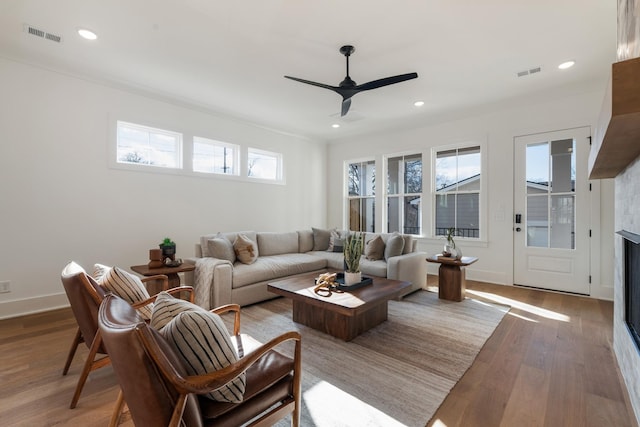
[618,230,640,352]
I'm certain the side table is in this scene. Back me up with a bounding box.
[426,255,478,302]
[130,263,195,290]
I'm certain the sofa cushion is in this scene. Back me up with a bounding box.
[384,232,405,260]
[360,258,388,278]
[207,234,236,263]
[201,231,258,258]
[312,227,334,251]
[232,254,327,288]
[95,264,153,320]
[298,229,314,253]
[327,230,345,253]
[365,235,385,261]
[234,234,258,264]
[257,232,299,256]
[152,293,246,403]
[310,251,346,270]
[402,235,414,254]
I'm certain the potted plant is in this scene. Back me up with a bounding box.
[443,227,462,259]
[159,237,176,261]
[343,232,364,285]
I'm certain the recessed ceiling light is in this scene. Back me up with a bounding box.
[77,28,97,40]
[414,101,425,107]
[558,61,575,70]
[332,123,340,128]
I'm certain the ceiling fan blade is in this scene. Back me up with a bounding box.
[356,72,418,91]
[341,97,352,117]
[284,76,337,91]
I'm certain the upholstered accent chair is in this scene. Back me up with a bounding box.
[60,261,192,409]
[99,293,302,427]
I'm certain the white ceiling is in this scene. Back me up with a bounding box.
[0,0,618,141]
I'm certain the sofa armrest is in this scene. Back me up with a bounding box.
[192,257,233,310]
[387,251,428,295]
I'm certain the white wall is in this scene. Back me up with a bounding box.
[0,57,327,318]
[326,86,616,299]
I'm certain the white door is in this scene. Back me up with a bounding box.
[513,127,591,294]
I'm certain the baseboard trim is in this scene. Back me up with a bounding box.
[0,292,69,320]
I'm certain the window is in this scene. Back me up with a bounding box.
[387,154,422,235]
[116,121,182,168]
[347,160,376,232]
[193,137,239,175]
[247,148,282,181]
[434,146,481,238]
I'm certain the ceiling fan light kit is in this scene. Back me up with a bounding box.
[285,45,418,116]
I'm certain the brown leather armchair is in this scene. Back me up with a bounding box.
[98,293,302,427]
[60,261,193,409]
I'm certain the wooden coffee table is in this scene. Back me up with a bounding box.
[267,271,411,341]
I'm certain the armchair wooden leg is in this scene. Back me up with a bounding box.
[63,327,82,376]
[108,390,125,427]
[292,339,302,427]
[69,332,110,409]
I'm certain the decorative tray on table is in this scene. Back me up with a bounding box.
[335,273,373,291]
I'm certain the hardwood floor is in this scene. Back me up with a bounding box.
[428,277,638,427]
[0,279,636,426]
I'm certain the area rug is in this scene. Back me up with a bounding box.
[229,290,509,427]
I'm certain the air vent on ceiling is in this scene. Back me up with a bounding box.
[517,66,542,77]
[24,24,62,43]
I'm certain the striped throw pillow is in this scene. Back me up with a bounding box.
[96,265,153,320]
[151,292,246,402]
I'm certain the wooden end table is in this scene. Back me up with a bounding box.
[268,270,410,341]
[130,263,195,290]
[427,255,478,302]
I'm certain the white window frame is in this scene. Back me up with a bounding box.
[192,136,240,176]
[114,121,183,171]
[431,142,487,241]
[385,152,422,236]
[247,148,284,182]
[346,158,377,233]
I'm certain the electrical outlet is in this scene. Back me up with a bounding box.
[0,281,10,293]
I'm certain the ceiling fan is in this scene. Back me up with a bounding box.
[284,45,418,117]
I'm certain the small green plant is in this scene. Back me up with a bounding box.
[344,232,364,273]
[161,237,175,246]
[445,227,456,248]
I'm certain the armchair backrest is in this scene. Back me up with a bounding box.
[98,294,203,427]
[61,261,108,351]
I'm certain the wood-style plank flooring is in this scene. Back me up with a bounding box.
[0,278,636,426]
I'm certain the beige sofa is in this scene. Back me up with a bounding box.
[184,229,427,310]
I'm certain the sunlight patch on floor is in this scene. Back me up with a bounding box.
[507,311,539,322]
[432,419,448,427]
[466,289,570,322]
[304,380,407,427]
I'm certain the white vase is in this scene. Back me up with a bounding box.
[344,271,362,286]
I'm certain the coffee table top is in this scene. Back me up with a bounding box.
[267,270,411,315]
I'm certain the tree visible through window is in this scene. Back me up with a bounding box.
[348,160,375,232]
[116,121,182,168]
[387,154,422,235]
[247,148,282,181]
[434,146,481,238]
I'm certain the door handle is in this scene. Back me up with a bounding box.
[515,227,521,232]
[515,214,522,224]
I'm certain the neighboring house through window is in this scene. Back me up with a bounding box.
[387,153,422,235]
[347,160,376,232]
[434,145,481,238]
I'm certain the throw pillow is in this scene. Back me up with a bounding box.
[384,232,405,260]
[234,233,258,264]
[152,292,246,403]
[96,265,153,320]
[207,233,236,263]
[365,235,385,261]
[327,230,345,253]
[312,227,333,251]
